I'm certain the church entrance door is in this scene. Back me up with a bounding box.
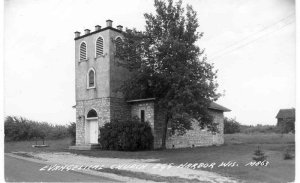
[87,119,98,144]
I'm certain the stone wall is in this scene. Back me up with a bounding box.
[76,97,225,148]
[153,105,165,148]
[75,98,110,145]
[130,102,155,128]
[209,109,224,145]
[153,107,224,149]
[75,97,131,145]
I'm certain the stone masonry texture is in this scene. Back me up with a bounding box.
[131,101,224,149]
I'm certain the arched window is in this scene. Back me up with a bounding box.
[87,109,97,118]
[87,68,95,88]
[96,37,104,57]
[115,37,122,55]
[80,42,87,60]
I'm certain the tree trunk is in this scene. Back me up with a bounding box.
[161,113,169,149]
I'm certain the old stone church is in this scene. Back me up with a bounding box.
[72,20,230,150]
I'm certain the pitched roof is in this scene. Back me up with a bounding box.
[208,102,231,112]
[276,108,295,118]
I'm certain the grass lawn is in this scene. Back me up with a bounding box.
[5,133,295,183]
[4,138,73,153]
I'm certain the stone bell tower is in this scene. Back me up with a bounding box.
[73,20,130,147]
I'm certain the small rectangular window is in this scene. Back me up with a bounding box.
[140,110,145,123]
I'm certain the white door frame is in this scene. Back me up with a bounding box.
[85,117,99,144]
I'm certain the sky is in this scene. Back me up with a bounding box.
[4,0,295,125]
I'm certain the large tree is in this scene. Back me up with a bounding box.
[116,0,220,149]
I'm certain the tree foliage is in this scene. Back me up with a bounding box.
[116,0,220,148]
[68,122,76,145]
[224,117,240,134]
[253,146,267,162]
[240,124,278,134]
[4,116,70,141]
[99,118,154,151]
[283,146,294,160]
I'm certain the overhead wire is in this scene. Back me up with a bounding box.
[206,13,295,62]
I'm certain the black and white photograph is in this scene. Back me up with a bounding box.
[3,0,296,182]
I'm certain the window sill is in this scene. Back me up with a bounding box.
[86,117,98,120]
[94,53,107,59]
[79,58,89,63]
[87,86,96,89]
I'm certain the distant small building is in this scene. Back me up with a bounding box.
[276,108,295,132]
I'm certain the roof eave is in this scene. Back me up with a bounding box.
[126,98,156,103]
[74,27,122,40]
[208,107,231,112]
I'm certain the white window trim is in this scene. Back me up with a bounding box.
[95,35,105,58]
[115,36,123,41]
[87,68,96,89]
[79,41,88,61]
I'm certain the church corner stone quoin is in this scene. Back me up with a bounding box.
[73,20,231,149]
